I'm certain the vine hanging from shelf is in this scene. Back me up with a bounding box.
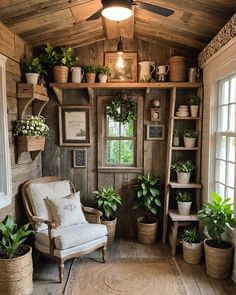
[106,93,137,123]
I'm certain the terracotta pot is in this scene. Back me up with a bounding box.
[177,201,192,216]
[53,66,69,83]
[177,172,191,184]
[137,217,158,245]
[184,137,196,148]
[102,217,117,244]
[183,241,202,264]
[99,74,108,83]
[190,105,199,117]
[25,73,39,85]
[86,72,96,83]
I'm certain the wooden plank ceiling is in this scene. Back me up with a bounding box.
[0,0,235,51]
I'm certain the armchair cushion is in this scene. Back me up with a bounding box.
[46,191,87,227]
[35,223,108,250]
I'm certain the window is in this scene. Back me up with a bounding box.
[0,53,12,208]
[214,75,236,204]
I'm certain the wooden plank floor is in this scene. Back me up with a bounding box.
[32,239,236,295]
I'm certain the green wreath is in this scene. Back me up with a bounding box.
[106,94,137,123]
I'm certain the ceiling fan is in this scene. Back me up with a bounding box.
[87,0,174,22]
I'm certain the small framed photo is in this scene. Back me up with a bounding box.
[146,124,165,140]
[73,149,87,168]
[151,108,161,122]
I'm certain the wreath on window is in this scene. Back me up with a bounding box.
[106,94,137,123]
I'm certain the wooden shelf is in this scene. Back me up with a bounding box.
[169,182,202,189]
[168,209,198,222]
[172,116,200,120]
[171,147,199,150]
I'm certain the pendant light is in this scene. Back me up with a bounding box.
[117,37,124,53]
[116,37,124,70]
[101,0,133,22]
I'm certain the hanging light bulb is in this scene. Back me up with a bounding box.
[101,0,133,22]
[116,37,124,70]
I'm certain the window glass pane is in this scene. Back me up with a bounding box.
[120,140,134,165]
[0,154,3,193]
[219,80,229,105]
[107,116,119,137]
[218,106,228,131]
[216,135,226,160]
[228,137,235,162]
[230,77,236,103]
[121,121,134,137]
[215,159,226,184]
[226,163,235,187]
[106,140,119,164]
[226,187,234,205]
[229,104,236,131]
[215,182,225,199]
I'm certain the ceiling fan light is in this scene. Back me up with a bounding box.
[101,0,133,21]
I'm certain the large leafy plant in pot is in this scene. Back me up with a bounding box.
[133,174,161,244]
[93,186,122,243]
[0,215,34,295]
[197,192,236,279]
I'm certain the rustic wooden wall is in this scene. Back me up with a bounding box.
[43,38,197,239]
[0,22,42,222]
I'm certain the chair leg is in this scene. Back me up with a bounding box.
[58,260,64,283]
[102,245,107,263]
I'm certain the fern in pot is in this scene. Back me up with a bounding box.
[183,129,199,148]
[133,174,161,244]
[93,186,122,243]
[171,160,195,184]
[176,190,192,216]
[181,227,202,264]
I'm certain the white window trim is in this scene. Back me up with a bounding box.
[0,53,12,208]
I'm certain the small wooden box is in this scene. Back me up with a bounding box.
[18,84,48,100]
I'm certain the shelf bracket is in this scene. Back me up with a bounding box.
[53,87,63,104]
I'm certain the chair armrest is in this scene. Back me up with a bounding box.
[83,207,102,224]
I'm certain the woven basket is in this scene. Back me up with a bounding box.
[18,135,45,153]
[183,241,202,264]
[169,56,186,82]
[137,217,158,245]
[204,239,234,279]
[102,218,117,244]
[0,246,33,295]
[53,65,69,83]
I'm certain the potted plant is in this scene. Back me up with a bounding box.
[22,57,46,85]
[171,160,195,184]
[188,95,200,117]
[93,186,122,244]
[176,190,192,216]
[133,174,161,244]
[198,192,236,279]
[181,227,202,264]
[0,215,34,295]
[84,65,97,83]
[183,129,199,148]
[97,65,111,83]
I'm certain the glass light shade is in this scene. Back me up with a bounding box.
[102,7,133,21]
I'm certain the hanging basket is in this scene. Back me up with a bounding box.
[18,135,45,153]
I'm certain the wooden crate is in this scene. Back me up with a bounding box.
[18,83,48,100]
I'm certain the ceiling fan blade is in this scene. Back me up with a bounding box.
[135,1,174,17]
[87,8,102,21]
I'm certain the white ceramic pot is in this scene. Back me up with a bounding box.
[25,73,39,85]
[177,201,192,216]
[99,74,108,83]
[184,137,196,148]
[190,105,199,117]
[177,172,191,184]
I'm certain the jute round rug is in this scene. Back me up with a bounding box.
[64,258,187,295]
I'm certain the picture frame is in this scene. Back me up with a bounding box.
[146,124,165,140]
[73,149,87,168]
[105,52,137,82]
[59,106,90,146]
[151,108,161,122]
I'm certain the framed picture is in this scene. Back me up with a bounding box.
[59,106,90,146]
[151,108,161,122]
[146,124,165,140]
[105,52,137,82]
[73,149,87,168]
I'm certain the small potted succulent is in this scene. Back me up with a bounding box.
[84,65,98,83]
[176,190,192,216]
[171,160,195,184]
[183,129,199,148]
[188,95,200,117]
[93,186,122,244]
[133,174,161,244]
[181,227,202,264]
[97,65,111,83]
[22,57,46,85]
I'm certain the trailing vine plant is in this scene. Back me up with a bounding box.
[106,94,137,123]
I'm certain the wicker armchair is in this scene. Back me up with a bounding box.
[21,176,107,282]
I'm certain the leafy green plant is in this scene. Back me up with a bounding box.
[93,186,122,221]
[84,65,98,73]
[181,227,201,245]
[176,190,192,202]
[183,129,199,138]
[41,43,59,67]
[98,65,111,76]
[0,215,33,259]
[188,95,200,105]
[14,115,50,137]
[60,47,79,67]
[23,57,46,75]
[171,160,195,173]
[197,192,236,247]
[133,174,161,222]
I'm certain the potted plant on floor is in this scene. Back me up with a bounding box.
[0,215,34,295]
[23,57,46,85]
[133,174,161,244]
[197,192,236,279]
[188,95,200,117]
[181,227,202,264]
[176,190,192,216]
[171,160,195,184]
[183,129,199,148]
[85,65,98,83]
[97,65,111,83]
[93,186,122,244]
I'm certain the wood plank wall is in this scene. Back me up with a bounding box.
[43,38,197,238]
[0,22,42,222]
